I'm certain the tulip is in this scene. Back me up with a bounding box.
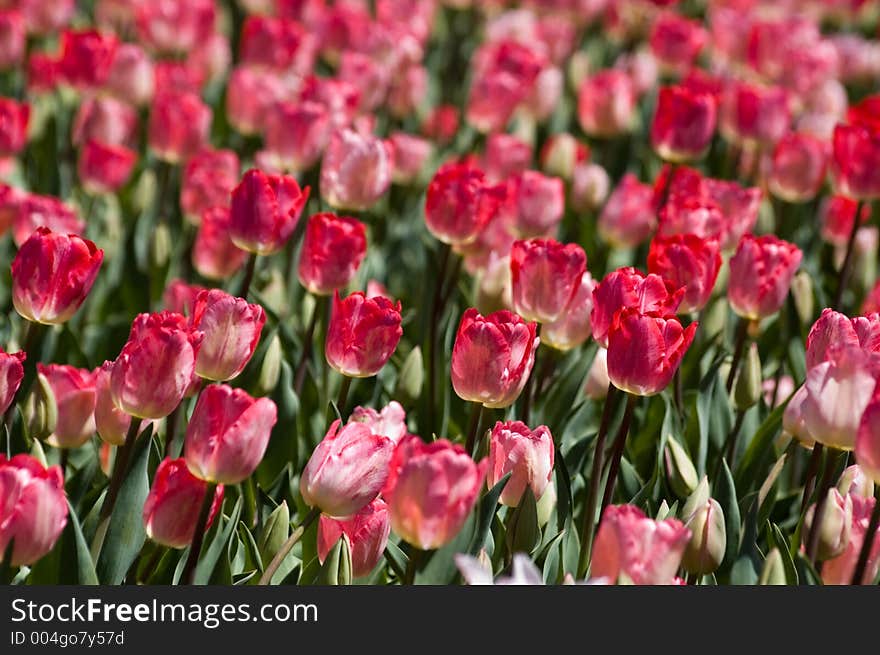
[647,234,722,313]
[831,123,880,200]
[162,280,206,318]
[727,235,802,320]
[318,499,391,578]
[584,348,610,400]
[110,312,204,420]
[539,133,589,182]
[819,196,871,247]
[94,361,136,446]
[856,390,880,484]
[768,132,828,203]
[389,132,432,185]
[135,0,215,56]
[9,192,83,248]
[388,64,427,119]
[801,344,878,451]
[189,290,266,382]
[184,384,277,485]
[25,53,58,95]
[0,97,28,157]
[301,419,394,518]
[822,495,880,585]
[425,162,505,246]
[805,308,880,370]
[320,128,394,212]
[0,348,24,416]
[347,401,408,445]
[649,12,706,75]
[510,238,587,324]
[384,436,486,550]
[229,168,310,256]
[606,308,698,397]
[838,465,874,499]
[571,162,610,212]
[701,179,762,251]
[0,10,24,71]
[104,43,154,106]
[577,69,636,138]
[598,174,656,249]
[591,504,691,585]
[37,364,96,449]
[298,213,367,296]
[783,384,814,447]
[451,308,539,409]
[12,228,103,325]
[225,66,289,136]
[542,272,596,351]
[338,51,390,113]
[192,207,249,281]
[422,105,459,145]
[482,133,532,182]
[57,29,118,89]
[682,498,726,575]
[803,488,853,561]
[720,80,791,146]
[297,75,360,130]
[240,15,316,74]
[590,267,684,348]
[325,291,402,379]
[148,90,212,164]
[71,95,138,149]
[508,171,565,238]
[0,454,67,567]
[651,86,717,163]
[487,421,554,507]
[143,458,224,549]
[263,101,331,173]
[78,140,137,195]
[180,148,240,225]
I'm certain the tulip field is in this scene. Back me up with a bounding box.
[3,0,880,589]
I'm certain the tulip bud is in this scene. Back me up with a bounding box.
[317,498,390,579]
[505,488,540,556]
[584,348,610,400]
[790,271,814,330]
[539,133,587,181]
[664,435,699,498]
[150,222,172,269]
[325,291,403,379]
[27,371,57,442]
[394,347,424,406]
[143,458,224,549]
[759,549,787,585]
[424,162,505,247]
[803,488,853,561]
[0,348,25,417]
[734,343,763,411]
[570,162,610,212]
[0,97,28,157]
[682,476,711,520]
[682,498,726,575]
[838,465,874,499]
[258,333,283,395]
[536,481,557,528]
[0,454,68,566]
[259,501,290,566]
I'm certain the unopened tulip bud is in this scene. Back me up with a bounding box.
[664,435,699,498]
[316,535,353,586]
[259,501,289,566]
[27,371,57,442]
[734,343,762,411]
[536,481,557,528]
[584,348,610,400]
[151,222,171,269]
[394,347,424,406]
[570,162,610,212]
[258,333,283,395]
[790,271,814,330]
[682,476,711,520]
[759,549,787,585]
[682,498,726,575]
[506,488,540,556]
[803,488,853,561]
[838,465,874,499]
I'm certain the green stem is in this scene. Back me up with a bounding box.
[403,548,422,585]
[599,394,638,513]
[258,507,321,585]
[336,375,352,417]
[98,418,143,524]
[832,199,863,311]
[294,294,323,396]
[426,242,451,438]
[238,253,258,299]
[805,450,836,564]
[464,401,485,457]
[182,482,218,585]
[725,318,749,393]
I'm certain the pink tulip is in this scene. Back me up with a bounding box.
[318,498,391,578]
[0,348,24,416]
[37,364,96,449]
[510,238,587,324]
[320,128,394,211]
[487,420,554,507]
[728,235,802,320]
[189,290,266,382]
[325,291,402,378]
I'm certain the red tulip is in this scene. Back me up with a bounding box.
[225,66,289,136]
[384,436,486,550]
[508,171,565,238]
[338,51,391,113]
[701,178,763,251]
[542,272,596,351]
[180,148,240,224]
[298,212,367,296]
[422,105,459,145]
[263,101,331,173]
[598,173,656,249]
[104,43,154,106]
[148,90,212,164]
[487,420,554,507]
[229,168,310,256]
[78,140,136,195]
[451,308,538,408]
[819,195,871,247]
[298,75,360,130]
[143,458,224,549]
[325,291,402,378]
[301,418,394,518]
[728,235,802,320]
[651,85,717,163]
[110,312,203,419]
[425,162,505,246]
[607,308,697,396]
[135,0,215,55]
[856,389,880,484]
[58,29,118,89]
[240,15,316,74]
[577,69,636,138]
[591,504,691,585]
[25,53,58,95]
[184,384,277,484]
[161,279,206,318]
[0,97,28,157]
[94,360,136,446]
[0,454,67,567]
[72,95,138,149]
[831,123,880,201]
[590,267,684,348]
[806,308,880,370]
[192,207,249,281]
[768,132,828,203]
[320,128,394,212]
[9,192,82,247]
[189,290,266,382]
[389,132,432,185]
[0,347,24,416]
[318,498,391,578]
[11,228,103,325]
[482,133,532,182]
[647,234,721,313]
[37,364,97,449]
[0,10,24,71]
[720,80,791,146]
[510,238,587,324]
[649,12,706,74]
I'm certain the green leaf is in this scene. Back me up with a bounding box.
[715,460,742,570]
[467,472,511,556]
[67,499,98,585]
[734,400,788,492]
[766,522,798,585]
[193,497,243,585]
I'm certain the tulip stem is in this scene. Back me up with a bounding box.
[98,418,143,525]
[182,482,218,585]
[403,548,422,585]
[293,294,324,396]
[599,393,638,514]
[258,507,320,585]
[805,449,837,564]
[336,375,352,418]
[832,200,863,311]
[238,254,258,299]
[725,318,749,393]
[713,409,745,479]
[576,383,619,579]
[799,443,824,516]
[59,449,69,476]
[426,242,452,438]
[464,402,485,457]
[851,488,880,585]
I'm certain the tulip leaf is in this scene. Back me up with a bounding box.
[193,496,243,585]
[467,472,511,556]
[715,460,742,570]
[383,541,409,581]
[67,498,99,585]
[734,399,788,492]
[766,522,798,585]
